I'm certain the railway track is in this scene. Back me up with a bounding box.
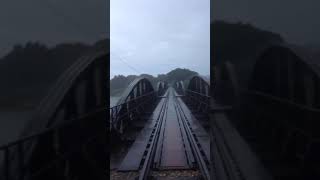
[137,88,210,180]
[138,89,169,180]
[174,94,210,179]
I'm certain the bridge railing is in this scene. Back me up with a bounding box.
[213,46,320,178]
[0,107,106,180]
[0,49,108,180]
[184,89,210,113]
[244,89,320,161]
[109,91,157,134]
[174,81,185,95]
[180,75,210,115]
[156,81,168,96]
[246,90,320,114]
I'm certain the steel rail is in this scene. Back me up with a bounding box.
[174,101,196,168]
[153,97,168,168]
[174,96,211,180]
[138,91,169,180]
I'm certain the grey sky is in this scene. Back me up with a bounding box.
[110,0,210,78]
[0,0,107,57]
[212,0,320,45]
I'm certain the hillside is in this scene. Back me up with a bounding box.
[0,39,108,110]
[110,68,198,96]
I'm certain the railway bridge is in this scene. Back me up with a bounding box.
[111,44,320,180]
[0,44,319,180]
[0,49,108,180]
[110,75,210,180]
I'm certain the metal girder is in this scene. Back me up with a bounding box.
[183,76,210,114]
[0,50,109,180]
[156,81,168,96]
[174,81,185,95]
[110,78,157,134]
[243,44,320,179]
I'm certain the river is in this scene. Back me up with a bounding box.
[110,96,120,107]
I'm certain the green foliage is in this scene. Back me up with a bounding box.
[164,68,198,84]
[110,68,198,96]
[0,39,108,109]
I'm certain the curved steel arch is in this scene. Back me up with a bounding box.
[250,44,320,107]
[156,81,164,91]
[110,77,157,134]
[182,75,210,115]
[1,50,108,179]
[174,81,185,95]
[187,75,210,96]
[245,44,320,172]
[156,81,168,96]
[213,61,240,106]
[27,51,107,131]
[116,77,154,106]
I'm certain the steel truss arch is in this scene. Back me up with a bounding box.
[110,77,157,134]
[156,81,168,96]
[245,44,320,176]
[183,75,210,114]
[174,81,185,95]
[0,50,108,179]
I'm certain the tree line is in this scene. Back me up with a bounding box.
[110,68,199,96]
[0,39,108,109]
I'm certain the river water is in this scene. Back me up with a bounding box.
[110,96,120,107]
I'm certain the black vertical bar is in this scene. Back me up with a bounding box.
[54,129,60,179]
[4,147,9,180]
[18,143,24,180]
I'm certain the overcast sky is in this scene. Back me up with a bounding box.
[212,0,320,45]
[110,0,210,78]
[0,0,107,57]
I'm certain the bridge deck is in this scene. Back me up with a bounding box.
[175,92,210,160]
[160,88,188,169]
[118,88,210,172]
[118,91,169,171]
